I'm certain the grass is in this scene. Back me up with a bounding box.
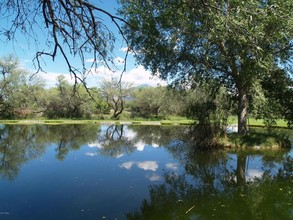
[228,116,289,128]
[0,118,194,125]
[219,127,292,149]
[0,115,290,128]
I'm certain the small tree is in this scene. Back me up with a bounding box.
[100,78,132,119]
[131,87,164,118]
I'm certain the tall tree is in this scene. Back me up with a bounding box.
[120,0,293,134]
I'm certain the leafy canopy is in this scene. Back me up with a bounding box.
[119,0,293,132]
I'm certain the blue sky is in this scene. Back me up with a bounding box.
[0,0,166,88]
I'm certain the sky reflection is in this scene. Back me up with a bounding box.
[0,124,291,220]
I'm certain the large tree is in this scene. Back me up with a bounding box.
[119,0,293,134]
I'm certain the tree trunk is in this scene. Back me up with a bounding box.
[236,154,247,186]
[238,88,249,135]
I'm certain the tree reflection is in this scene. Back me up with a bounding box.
[94,125,189,158]
[0,125,47,180]
[96,124,136,157]
[130,125,187,147]
[45,124,98,160]
[127,141,293,219]
[0,124,99,179]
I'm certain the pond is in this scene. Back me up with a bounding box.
[0,124,292,220]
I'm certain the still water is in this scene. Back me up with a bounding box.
[0,124,292,220]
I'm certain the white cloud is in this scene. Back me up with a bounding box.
[123,65,167,87]
[88,141,103,149]
[120,47,135,55]
[37,72,75,88]
[135,141,145,151]
[35,64,166,88]
[146,173,162,181]
[124,129,137,140]
[137,161,159,171]
[119,161,135,170]
[120,47,128,53]
[166,163,179,171]
[85,152,98,157]
[85,58,96,63]
[152,143,160,148]
[114,56,125,66]
[119,160,159,172]
[246,169,263,181]
[115,153,124,159]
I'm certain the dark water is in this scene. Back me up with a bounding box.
[0,124,292,220]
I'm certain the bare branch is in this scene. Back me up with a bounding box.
[1,0,132,89]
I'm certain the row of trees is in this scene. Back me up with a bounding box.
[0,55,292,127]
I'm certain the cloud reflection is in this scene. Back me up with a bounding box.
[246,169,263,180]
[120,161,135,170]
[152,143,159,148]
[120,161,159,172]
[137,161,158,171]
[85,152,98,157]
[146,173,162,181]
[135,141,145,151]
[165,163,179,171]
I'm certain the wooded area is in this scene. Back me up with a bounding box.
[0,54,292,130]
[0,0,292,134]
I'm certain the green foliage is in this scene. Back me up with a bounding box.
[0,55,46,119]
[184,82,233,126]
[130,86,164,118]
[120,0,293,133]
[250,68,293,129]
[130,86,186,118]
[100,77,133,119]
[44,75,98,119]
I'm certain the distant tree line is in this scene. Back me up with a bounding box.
[0,55,292,127]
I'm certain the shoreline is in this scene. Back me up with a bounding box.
[0,119,291,128]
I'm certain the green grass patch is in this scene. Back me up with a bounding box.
[0,120,20,124]
[220,127,292,149]
[228,116,289,128]
[160,121,173,125]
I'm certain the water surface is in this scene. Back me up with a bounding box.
[0,124,292,219]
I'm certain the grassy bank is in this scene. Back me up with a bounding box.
[219,127,293,149]
[0,118,194,125]
[228,116,289,128]
[0,115,290,127]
